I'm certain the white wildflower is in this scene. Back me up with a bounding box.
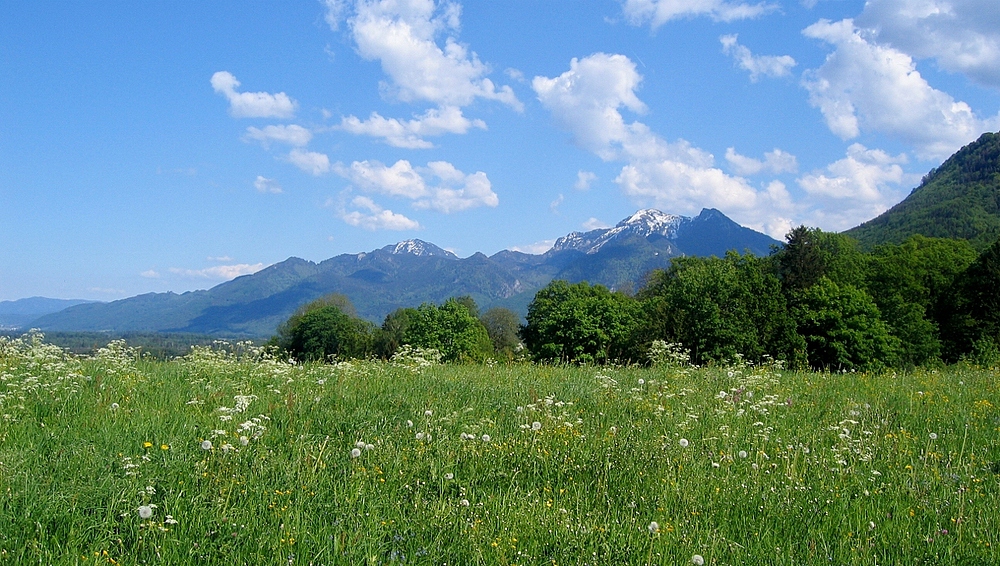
[648,521,659,534]
[481,434,491,442]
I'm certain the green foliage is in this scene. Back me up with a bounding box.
[402,298,493,363]
[775,226,867,292]
[638,253,805,367]
[846,131,1000,250]
[375,307,418,359]
[791,277,899,371]
[273,294,374,361]
[521,280,641,364]
[479,306,523,359]
[939,236,1000,362]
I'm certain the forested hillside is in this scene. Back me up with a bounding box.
[846,131,1000,250]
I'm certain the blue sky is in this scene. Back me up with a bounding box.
[2,0,999,301]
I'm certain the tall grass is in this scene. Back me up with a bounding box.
[1,333,998,564]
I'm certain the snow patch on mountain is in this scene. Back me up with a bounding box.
[551,209,685,254]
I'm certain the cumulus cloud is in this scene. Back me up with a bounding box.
[340,106,486,148]
[254,176,283,194]
[510,239,556,254]
[341,196,421,230]
[534,53,794,236]
[725,147,798,175]
[575,170,597,190]
[622,0,779,28]
[720,34,796,81]
[244,125,312,147]
[139,269,160,279]
[802,19,998,161]
[211,71,296,119]
[856,0,1000,88]
[332,0,520,110]
[335,159,498,213]
[169,263,266,280]
[796,143,912,230]
[583,217,611,230]
[287,149,332,176]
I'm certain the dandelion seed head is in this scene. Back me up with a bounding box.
[110,403,120,410]
[138,505,153,520]
[738,450,748,458]
[679,438,689,448]
[350,448,361,458]
[444,473,454,480]
[638,379,645,386]
[406,420,413,428]
[365,443,374,451]
[481,434,491,442]
[532,421,542,431]
[692,554,705,565]
[356,441,366,449]
[460,499,470,507]
[201,440,212,451]
[712,462,720,468]
[648,521,659,534]
[240,436,249,446]
[424,410,433,417]
[929,432,938,440]
[415,432,425,441]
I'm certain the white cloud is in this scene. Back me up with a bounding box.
[622,0,779,28]
[510,239,555,254]
[337,159,428,199]
[535,53,795,234]
[583,217,611,230]
[287,149,332,176]
[340,106,486,148]
[796,143,912,230]
[207,256,234,262]
[169,263,266,280]
[211,71,296,119]
[336,0,521,110]
[725,147,798,175]
[720,35,796,81]
[575,170,597,190]
[550,193,564,213]
[856,0,1000,88]
[341,196,421,230]
[139,269,160,279]
[244,125,312,147]
[254,176,283,194]
[802,19,998,161]
[336,159,499,213]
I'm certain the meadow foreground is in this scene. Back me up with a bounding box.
[1,335,997,565]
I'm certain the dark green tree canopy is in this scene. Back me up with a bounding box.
[273,294,374,362]
[402,298,493,363]
[521,280,641,364]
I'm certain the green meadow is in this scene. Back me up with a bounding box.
[1,333,998,565]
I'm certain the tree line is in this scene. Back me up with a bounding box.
[272,228,1000,370]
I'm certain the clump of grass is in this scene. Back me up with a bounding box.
[0,335,998,564]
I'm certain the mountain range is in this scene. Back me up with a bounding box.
[26,208,778,337]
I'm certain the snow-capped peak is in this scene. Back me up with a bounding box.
[551,209,686,254]
[383,239,458,259]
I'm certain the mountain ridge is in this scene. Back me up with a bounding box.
[27,208,779,336]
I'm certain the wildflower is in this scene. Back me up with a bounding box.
[406,420,414,428]
[609,426,617,434]
[350,448,361,458]
[532,421,542,431]
[201,440,213,450]
[143,442,153,449]
[738,450,748,459]
[679,438,689,448]
[648,521,660,534]
[929,432,938,440]
[444,473,454,480]
[481,434,491,442]
[165,515,178,525]
[221,443,234,453]
[424,410,433,417]
[869,521,876,530]
[110,403,120,410]
[365,443,374,451]
[240,436,249,446]
[692,555,705,565]
[138,505,153,520]
[638,379,645,386]
[712,462,720,468]
[460,499,470,507]
[415,432,425,441]
[160,444,169,451]
[355,441,366,449]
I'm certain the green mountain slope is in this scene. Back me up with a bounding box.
[845,131,1000,250]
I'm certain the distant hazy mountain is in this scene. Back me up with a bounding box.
[0,297,96,330]
[845,131,1000,250]
[30,208,780,337]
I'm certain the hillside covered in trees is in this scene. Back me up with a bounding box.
[846,131,1000,250]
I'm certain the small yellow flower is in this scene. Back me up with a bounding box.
[143,442,153,449]
[160,444,169,450]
